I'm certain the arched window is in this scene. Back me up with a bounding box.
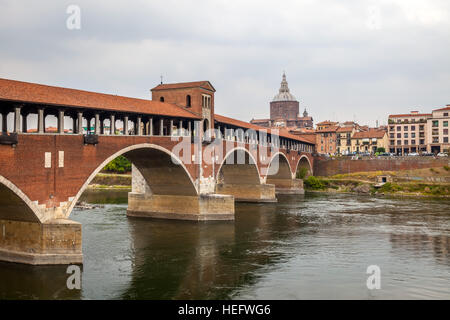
[160,97,164,102]
[186,95,191,107]
[203,118,209,140]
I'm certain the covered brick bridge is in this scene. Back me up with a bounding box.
[0,78,315,265]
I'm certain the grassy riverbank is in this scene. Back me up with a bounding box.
[304,166,450,197]
[89,173,131,190]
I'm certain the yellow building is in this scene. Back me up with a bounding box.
[336,126,355,155]
[351,129,388,153]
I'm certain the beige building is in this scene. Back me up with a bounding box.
[336,126,355,155]
[388,111,430,155]
[351,129,388,153]
[427,105,450,153]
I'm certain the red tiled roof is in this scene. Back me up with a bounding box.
[336,127,353,132]
[151,81,215,92]
[0,78,201,119]
[352,130,386,139]
[388,113,431,118]
[433,105,450,112]
[215,114,314,144]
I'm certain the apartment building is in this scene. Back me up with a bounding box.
[351,129,388,153]
[336,126,355,155]
[316,125,338,154]
[427,105,450,153]
[388,111,430,155]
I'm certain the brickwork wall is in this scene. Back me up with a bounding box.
[314,156,450,176]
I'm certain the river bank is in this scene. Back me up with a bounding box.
[89,173,131,190]
[305,166,450,198]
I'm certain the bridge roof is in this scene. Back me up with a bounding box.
[215,114,314,145]
[0,78,201,119]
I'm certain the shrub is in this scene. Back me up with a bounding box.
[444,165,450,171]
[103,156,132,174]
[296,167,309,179]
[304,176,327,190]
[376,147,385,153]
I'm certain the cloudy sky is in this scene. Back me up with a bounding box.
[0,0,449,126]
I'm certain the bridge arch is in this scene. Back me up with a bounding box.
[66,143,198,218]
[216,147,261,185]
[0,175,45,223]
[295,155,313,178]
[265,152,293,181]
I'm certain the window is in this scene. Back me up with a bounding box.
[404,140,408,145]
[444,121,448,127]
[444,129,448,135]
[432,120,439,127]
[159,97,164,102]
[419,125,424,131]
[389,126,394,131]
[390,133,394,138]
[411,140,416,145]
[404,126,408,131]
[397,126,401,131]
[433,137,439,143]
[444,113,448,117]
[420,139,425,145]
[411,125,415,131]
[186,95,191,107]
[390,140,395,145]
[397,140,401,145]
[411,133,415,138]
[444,137,449,143]
[404,133,408,138]
[397,133,401,138]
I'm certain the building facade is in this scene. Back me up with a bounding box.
[388,106,449,155]
[351,130,388,153]
[250,73,313,129]
[427,105,450,153]
[388,111,430,155]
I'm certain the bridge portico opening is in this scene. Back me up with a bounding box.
[215,148,276,203]
[265,152,304,195]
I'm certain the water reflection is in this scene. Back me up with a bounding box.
[0,190,449,300]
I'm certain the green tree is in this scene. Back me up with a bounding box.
[103,156,132,174]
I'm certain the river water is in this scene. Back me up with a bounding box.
[1,191,449,300]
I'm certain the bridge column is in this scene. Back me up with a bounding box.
[57,110,65,134]
[136,116,142,135]
[127,166,234,221]
[13,106,21,133]
[124,116,129,135]
[148,118,153,136]
[159,119,164,136]
[93,113,100,135]
[110,114,115,135]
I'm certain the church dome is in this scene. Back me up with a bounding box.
[272,72,297,102]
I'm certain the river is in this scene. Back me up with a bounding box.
[1,191,449,299]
